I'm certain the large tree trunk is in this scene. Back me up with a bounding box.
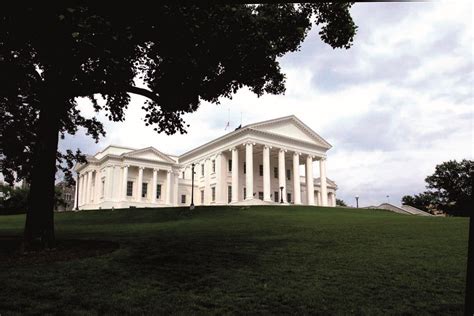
[24,91,64,249]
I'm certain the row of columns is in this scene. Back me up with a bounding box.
[77,165,177,207]
[227,142,328,206]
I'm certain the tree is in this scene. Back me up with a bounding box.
[336,198,347,207]
[403,160,472,216]
[0,4,356,247]
[0,183,29,215]
[401,192,436,212]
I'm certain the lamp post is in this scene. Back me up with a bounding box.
[280,186,284,204]
[386,195,390,204]
[190,164,195,210]
[355,195,359,208]
[75,171,80,211]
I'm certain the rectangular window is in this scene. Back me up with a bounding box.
[212,160,216,173]
[244,162,246,174]
[211,187,216,202]
[126,181,133,197]
[258,192,264,200]
[259,165,263,176]
[201,190,204,204]
[228,185,232,203]
[274,191,279,203]
[228,159,232,172]
[181,194,186,204]
[102,179,106,197]
[156,184,162,199]
[182,171,185,179]
[274,167,278,178]
[286,169,291,181]
[142,182,148,198]
[287,193,292,203]
[243,187,246,198]
[201,164,204,177]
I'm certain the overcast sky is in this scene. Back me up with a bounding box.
[62,1,473,207]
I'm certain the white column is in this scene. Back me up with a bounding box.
[105,166,113,200]
[166,170,172,205]
[152,168,158,203]
[332,192,336,207]
[245,142,254,200]
[317,191,321,206]
[94,170,100,202]
[263,145,271,202]
[80,174,86,205]
[173,171,179,206]
[137,166,144,202]
[306,155,315,205]
[73,174,79,209]
[278,149,287,203]
[86,170,93,203]
[293,152,301,204]
[320,158,328,206]
[215,153,223,204]
[231,147,239,203]
[122,165,129,199]
[78,175,83,205]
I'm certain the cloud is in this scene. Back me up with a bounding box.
[59,1,473,208]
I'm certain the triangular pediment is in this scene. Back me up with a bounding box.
[122,147,175,163]
[249,116,331,149]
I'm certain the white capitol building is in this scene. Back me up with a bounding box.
[74,115,337,209]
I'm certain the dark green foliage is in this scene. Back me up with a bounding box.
[336,198,347,206]
[403,160,472,216]
[0,184,28,215]
[402,192,436,212]
[0,206,468,314]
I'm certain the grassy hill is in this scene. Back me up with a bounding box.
[0,206,468,315]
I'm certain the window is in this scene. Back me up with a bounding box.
[126,181,133,196]
[212,160,216,173]
[102,179,106,197]
[156,184,162,199]
[274,191,279,203]
[258,192,264,200]
[142,183,148,198]
[287,193,292,203]
[201,190,204,204]
[259,165,263,176]
[65,193,71,201]
[244,162,246,174]
[201,164,204,177]
[228,186,232,203]
[182,171,185,179]
[243,187,246,198]
[274,167,278,178]
[211,187,216,202]
[286,169,291,181]
[228,159,232,172]
[181,194,186,204]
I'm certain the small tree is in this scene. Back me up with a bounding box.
[336,198,347,207]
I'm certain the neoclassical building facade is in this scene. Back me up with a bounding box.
[74,115,337,209]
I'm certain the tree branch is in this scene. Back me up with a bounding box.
[73,85,159,103]
[125,86,159,103]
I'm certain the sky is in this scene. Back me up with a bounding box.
[61,1,473,207]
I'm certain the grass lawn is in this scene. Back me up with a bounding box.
[0,206,469,315]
